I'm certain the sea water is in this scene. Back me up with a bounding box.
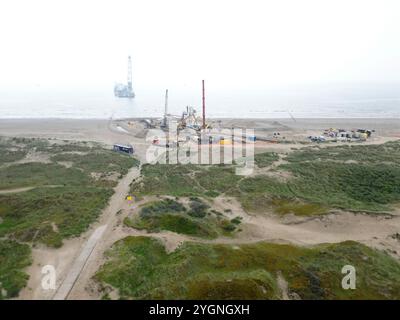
[0,86,399,119]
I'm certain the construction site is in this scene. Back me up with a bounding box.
[123,83,378,161]
[112,56,379,153]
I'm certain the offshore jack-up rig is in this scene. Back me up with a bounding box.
[114,56,135,98]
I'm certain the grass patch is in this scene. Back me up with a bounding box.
[0,149,27,165]
[131,164,205,197]
[280,162,400,211]
[286,141,400,165]
[132,141,400,214]
[272,199,327,216]
[0,186,113,247]
[0,240,31,299]
[237,142,400,213]
[194,166,242,195]
[0,137,139,247]
[236,161,400,213]
[95,237,400,300]
[51,151,139,176]
[254,152,279,168]
[131,164,240,198]
[0,163,91,190]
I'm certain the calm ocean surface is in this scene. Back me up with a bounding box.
[0,87,399,119]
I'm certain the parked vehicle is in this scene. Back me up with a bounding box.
[308,135,326,143]
[113,144,134,154]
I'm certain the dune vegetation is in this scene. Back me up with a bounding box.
[131,141,400,214]
[0,137,139,297]
[96,236,400,300]
[124,198,240,238]
[0,240,31,300]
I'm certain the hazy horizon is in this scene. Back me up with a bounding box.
[1,0,400,89]
[1,0,400,118]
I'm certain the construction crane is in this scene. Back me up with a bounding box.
[114,56,135,98]
[160,81,209,132]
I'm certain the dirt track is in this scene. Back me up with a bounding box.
[54,166,141,300]
[53,225,107,300]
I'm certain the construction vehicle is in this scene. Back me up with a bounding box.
[357,129,375,138]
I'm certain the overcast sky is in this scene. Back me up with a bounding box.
[0,0,399,92]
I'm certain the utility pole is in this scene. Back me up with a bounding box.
[202,80,206,129]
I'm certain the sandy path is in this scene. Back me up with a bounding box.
[210,197,400,255]
[105,195,400,261]
[53,225,107,300]
[64,166,140,300]
[114,210,400,251]
[0,187,35,194]
[16,165,140,300]
[0,185,65,195]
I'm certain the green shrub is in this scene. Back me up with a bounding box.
[187,198,209,218]
[0,240,31,299]
[139,199,186,218]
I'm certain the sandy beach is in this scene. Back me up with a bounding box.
[0,117,398,142]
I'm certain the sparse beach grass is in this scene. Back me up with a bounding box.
[254,151,279,168]
[51,151,139,177]
[0,138,138,247]
[130,164,241,198]
[0,136,139,297]
[132,141,400,214]
[0,186,113,248]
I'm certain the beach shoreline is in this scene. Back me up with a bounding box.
[0,118,398,143]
